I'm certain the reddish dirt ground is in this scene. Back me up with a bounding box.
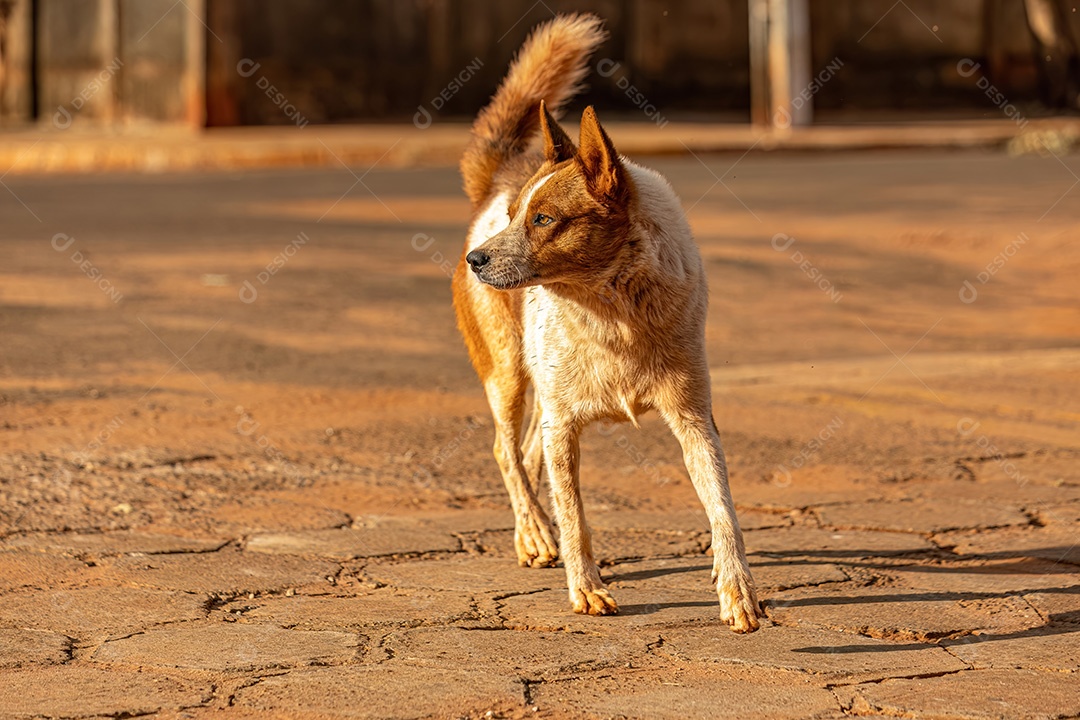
[0,149,1077,718]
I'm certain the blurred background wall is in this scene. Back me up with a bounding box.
[0,0,203,127]
[0,0,1076,128]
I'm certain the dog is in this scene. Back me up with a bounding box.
[452,14,762,632]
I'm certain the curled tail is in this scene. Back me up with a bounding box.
[461,13,606,207]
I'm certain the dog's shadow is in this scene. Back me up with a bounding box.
[603,550,1080,649]
[616,601,717,616]
[605,562,713,585]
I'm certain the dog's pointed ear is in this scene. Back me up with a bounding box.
[577,106,626,201]
[539,100,575,164]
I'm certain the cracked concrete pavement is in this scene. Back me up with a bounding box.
[0,150,1078,718]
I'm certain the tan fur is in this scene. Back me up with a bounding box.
[453,14,762,632]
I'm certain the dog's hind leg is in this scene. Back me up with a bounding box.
[521,392,545,495]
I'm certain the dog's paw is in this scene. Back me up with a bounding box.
[717,575,762,633]
[514,513,559,568]
[569,586,619,615]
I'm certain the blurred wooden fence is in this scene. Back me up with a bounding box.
[0,0,1072,128]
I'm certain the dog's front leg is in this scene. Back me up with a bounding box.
[662,407,761,632]
[542,419,618,615]
[484,379,559,568]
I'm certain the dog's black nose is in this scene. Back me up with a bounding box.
[466,250,490,272]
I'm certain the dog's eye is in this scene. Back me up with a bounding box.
[533,213,555,227]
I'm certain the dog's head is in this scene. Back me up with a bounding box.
[466,103,634,290]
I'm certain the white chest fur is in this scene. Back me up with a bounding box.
[523,286,651,425]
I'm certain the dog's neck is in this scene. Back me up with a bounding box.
[543,223,700,336]
[535,160,704,343]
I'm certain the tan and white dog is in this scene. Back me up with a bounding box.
[452,14,762,632]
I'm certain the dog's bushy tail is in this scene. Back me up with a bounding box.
[461,13,606,207]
